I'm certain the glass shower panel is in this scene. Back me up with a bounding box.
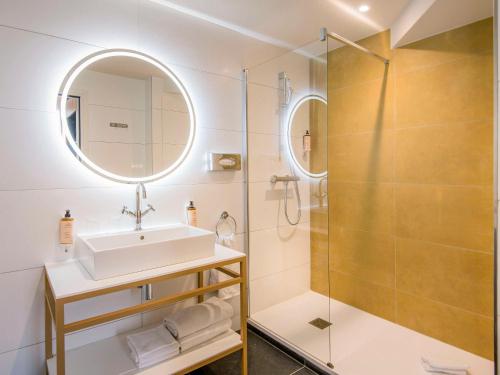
[246,38,332,369]
[324,23,494,373]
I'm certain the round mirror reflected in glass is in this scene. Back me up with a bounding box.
[288,95,327,177]
[60,51,194,182]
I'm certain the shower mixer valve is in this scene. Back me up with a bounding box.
[270,174,302,225]
[270,174,300,184]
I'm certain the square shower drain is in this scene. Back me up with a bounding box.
[308,318,332,330]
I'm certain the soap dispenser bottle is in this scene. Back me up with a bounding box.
[186,201,198,227]
[59,209,74,245]
[303,130,311,152]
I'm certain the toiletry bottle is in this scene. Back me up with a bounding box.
[303,130,311,152]
[187,201,198,227]
[59,210,74,245]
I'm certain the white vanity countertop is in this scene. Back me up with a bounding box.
[45,244,245,300]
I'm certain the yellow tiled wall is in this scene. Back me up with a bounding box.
[311,18,494,359]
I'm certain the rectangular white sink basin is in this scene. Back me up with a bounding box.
[76,224,216,280]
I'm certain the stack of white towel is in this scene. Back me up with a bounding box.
[126,297,234,369]
[127,325,179,369]
[164,297,234,351]
[421,357,469,375]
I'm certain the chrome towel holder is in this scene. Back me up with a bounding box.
[216,211,237,239]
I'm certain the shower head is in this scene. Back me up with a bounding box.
[278,72,293,107]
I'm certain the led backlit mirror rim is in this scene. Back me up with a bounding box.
[286,94,327,178]
[58,49,196,184]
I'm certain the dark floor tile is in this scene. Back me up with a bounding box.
[190,331,303,375]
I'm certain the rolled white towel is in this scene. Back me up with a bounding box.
[127,325,179,369]
[421,357,469,375]
[164,297,233,338]
[179,319,232,352]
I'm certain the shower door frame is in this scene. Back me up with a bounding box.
[493,1,499,374]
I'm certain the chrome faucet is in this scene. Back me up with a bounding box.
[122,183,156,231]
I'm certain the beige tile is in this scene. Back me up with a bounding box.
[396,291,493,359]
[329,131,394,183]
[395,52,493,128]
[332,226,395,288]
[311,206,330,296]
[396,238,493,316]
[324,22,493,356]
[328,31,391,90]
[311,245,330,297]
[395,184,493,252]
[331,182,394,234]
[329,77,393,135]
[395,121,493,185]
[394,18,493,74]
[331,271,395,321]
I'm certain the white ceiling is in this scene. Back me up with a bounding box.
[395,0,493,46]
[154,0,493,49]
[146,0,494,75]
[163,0,410,48]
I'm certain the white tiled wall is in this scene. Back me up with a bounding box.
[247,49,325,314]
[0,0,273,372]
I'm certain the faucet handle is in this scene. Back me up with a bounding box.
[141,204,156,217]
[122,206,136,217]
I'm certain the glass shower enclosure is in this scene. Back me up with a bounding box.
[244,21,495,374]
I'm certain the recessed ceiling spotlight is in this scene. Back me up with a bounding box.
[358,4,370,12]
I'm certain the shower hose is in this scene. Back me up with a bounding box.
[284,179,301,226]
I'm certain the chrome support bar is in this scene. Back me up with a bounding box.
[142,284,153,301]
[320,27,389,65]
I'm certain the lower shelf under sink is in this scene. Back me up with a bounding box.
[47,329,242,375]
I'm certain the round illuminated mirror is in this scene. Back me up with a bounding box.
[59,50,195,183]
[287,95,327,178]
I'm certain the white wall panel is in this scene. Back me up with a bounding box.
[0,0,140,49]
[249,224,310,281]
[249,264,310,314]
[0,1,251,372]
[0,26,99,112]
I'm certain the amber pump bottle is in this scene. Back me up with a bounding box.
[59,209,74,245]
[186,201,198,227]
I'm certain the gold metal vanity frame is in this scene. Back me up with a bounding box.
[44,255,248,375]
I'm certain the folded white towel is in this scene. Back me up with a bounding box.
[127,325,180,369]
[132,350,177,369]
[179,319,232,352]
[164,297,234,338]
[421,357,469,375]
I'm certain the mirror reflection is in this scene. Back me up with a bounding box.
[64,54,192,179]
[288,96,327,176]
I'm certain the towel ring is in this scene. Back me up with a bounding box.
[216,211,237,239]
